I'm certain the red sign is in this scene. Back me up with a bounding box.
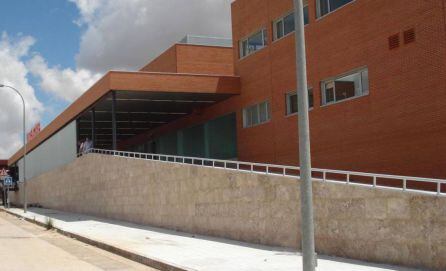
[27,122,41,142]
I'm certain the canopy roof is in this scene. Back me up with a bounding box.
[9,71,240,165]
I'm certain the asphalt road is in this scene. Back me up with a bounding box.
[0,210,159,271]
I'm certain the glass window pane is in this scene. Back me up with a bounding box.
[248,31,265,53]
[243,101,270,127]
[303,6,309,25]
[276,20,284,39]
[251,105,259,125]
[289,94,298,114]
[330,0,353,12]
[325,82,335,103]
[287,89,312,114]
[308,89,314,108]
[319,0,330,17]
[240,40,248,58]
[283,13,295,36]
[259,102,267,123]
[334,72,361,101]
[361,70,369,94]
[266,101,271,120]
[243,109,249,127]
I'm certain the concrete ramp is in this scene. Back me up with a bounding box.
[9,153,446,270]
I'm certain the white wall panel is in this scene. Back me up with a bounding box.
[18,120,77,181]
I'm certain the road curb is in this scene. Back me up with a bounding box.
[0,208,195,271]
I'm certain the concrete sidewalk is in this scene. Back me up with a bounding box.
[2,207,419,271]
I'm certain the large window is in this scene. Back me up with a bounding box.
[273,2,309,41]
[286,89,314,115]
[243,101,271,128]
[239,29,268,58]
[321,68,369,105]
[317,0,354,17]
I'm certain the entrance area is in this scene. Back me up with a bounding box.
[133,113,237,160]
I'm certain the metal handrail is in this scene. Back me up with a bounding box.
[83,148,446,197]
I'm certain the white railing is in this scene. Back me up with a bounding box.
[83,148,446,197]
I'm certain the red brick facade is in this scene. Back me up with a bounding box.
[125,0,446,179]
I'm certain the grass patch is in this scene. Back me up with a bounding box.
[45,217,54,230]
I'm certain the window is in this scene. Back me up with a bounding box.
[286,89,314,115]
[273,3,309,40]
[243,101,271,128]
[321,68,369,105]
[317,0,354,17]
[239,29,268,58]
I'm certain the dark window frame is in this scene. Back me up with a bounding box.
[316,0,355,18]
[272,3,309,41]
[239,28,268,59]
[320,68,369,106]
[243,100,271,128]
[285,88,314,116]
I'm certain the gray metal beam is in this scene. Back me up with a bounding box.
[111,91,117,150]
[91,108,96,147]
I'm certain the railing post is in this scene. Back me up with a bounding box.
[438,182,442,196]
[403,179,407,191]
[346,174,350,184]
[266,165,269,174]
[323,171,326,182]
[373,176,377,187]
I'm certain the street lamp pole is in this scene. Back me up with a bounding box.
[292,1,316,270]
[0,84,27,213]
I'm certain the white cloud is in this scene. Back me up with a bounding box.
[27,55,102,102]
[69,0,104,25]
[70,0,233,73]
[0,33,43,158]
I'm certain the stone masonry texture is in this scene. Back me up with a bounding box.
[10,154,446,270]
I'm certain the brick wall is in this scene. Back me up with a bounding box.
[127,0,446,179]
[140,44,234,75]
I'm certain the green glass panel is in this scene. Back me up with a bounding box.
[207,113,237,160]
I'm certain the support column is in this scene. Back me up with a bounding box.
[177,131,184,156]
[204,122,210,158]
[76,119,80,151]
[91,108,96,148]
[111,91,117,150]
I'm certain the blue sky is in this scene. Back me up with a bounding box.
[2,0,81,126]
[2,0,81,67]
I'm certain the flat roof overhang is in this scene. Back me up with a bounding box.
[8,71,240,165]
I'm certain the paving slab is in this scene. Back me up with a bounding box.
[0,210,156,271]
[2,207,420,271]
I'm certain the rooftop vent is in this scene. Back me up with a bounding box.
[388,34,400,50]
[403,28,416,44]
[179,35,232,48]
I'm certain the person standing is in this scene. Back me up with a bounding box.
[78,140,85,155]
[83,137,92,154]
